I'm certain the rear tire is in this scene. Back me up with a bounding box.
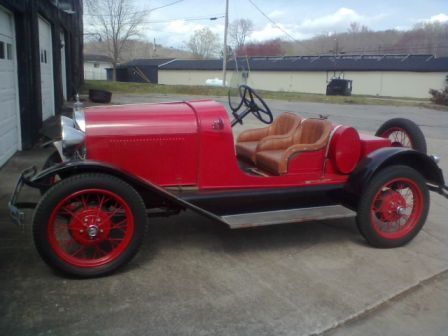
[356,165,429,248]
[375,118,427,154]
[33,173,146,277]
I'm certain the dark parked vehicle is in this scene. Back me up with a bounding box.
[326,79,353,96]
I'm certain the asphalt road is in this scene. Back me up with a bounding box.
[0,95,447,336]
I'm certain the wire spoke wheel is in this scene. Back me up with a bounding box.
[370,178,423,240]
[33,174,146,277]
[375,118,427,153]
[49,189,134,268]
[380,127,413,148]
[356,165,429,248]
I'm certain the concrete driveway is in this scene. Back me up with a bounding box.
[0,96,447,336]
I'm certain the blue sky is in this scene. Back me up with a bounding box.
[132,0,448,48]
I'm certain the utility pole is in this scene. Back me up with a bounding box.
[222,0,229,87]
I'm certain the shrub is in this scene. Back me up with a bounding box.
[429,76,448,106]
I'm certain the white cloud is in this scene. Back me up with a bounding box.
[248,7,387,43]
[300,8,362,32]
[427,13,448,23]
[250,23,311,42]
[268,10,284,19]
[145,20,224,49]
[250,23,288,41]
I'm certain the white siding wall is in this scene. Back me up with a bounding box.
[158,70,224,86]
[159,70,447,99]
[84,61,112,80]
[246,71,327,94]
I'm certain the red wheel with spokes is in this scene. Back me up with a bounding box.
[33,174,146,277]
[378,127,413,148]
[356,165,429,248]
[375,118,427,153]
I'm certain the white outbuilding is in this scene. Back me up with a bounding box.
[158,54,448,99]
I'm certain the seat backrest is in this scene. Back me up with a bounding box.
[268,112,301,136]
[292,118,332,146]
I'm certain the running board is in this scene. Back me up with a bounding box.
[221,205,355,229]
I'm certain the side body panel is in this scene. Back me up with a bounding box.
[85,102,199,186]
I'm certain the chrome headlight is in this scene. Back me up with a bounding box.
[74,109,86,132]
[61,115,75,128]
[61,117,85,148]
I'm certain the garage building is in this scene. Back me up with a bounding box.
[106,58,174,84]
[0,0,83,167]
[158,54,448,99]
[84,54,113,80]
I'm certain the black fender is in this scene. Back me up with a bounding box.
[346,147,445,196]
[27,160,224,224]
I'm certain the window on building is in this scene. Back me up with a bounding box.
[6,43,12,60]
[94,62,100,68]
[41,49,47,64]
[0,41,5,59]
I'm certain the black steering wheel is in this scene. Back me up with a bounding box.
[228,85,273,127]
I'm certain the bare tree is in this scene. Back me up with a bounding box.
[228,19,254,49]
[187,27,220,59]
[85,0,147,80]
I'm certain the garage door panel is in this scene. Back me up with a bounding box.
[0,8,13,36]
[0,118,18,138]
[38,16,54,121]
[0,99,17,117]
[0,121,18,166]
[0,6,20,167]
[0,73,16,90]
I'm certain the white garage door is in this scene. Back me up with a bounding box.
[38,16,55,120]
[0,6,21,167]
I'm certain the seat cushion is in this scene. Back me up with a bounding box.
[255,150,285,175]
[235,141,259,163]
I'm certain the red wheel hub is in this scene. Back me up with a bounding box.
[70,208,112,246]
[375,190,406,222]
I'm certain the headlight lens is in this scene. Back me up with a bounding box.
[60,116,85,148]
[61,115,75,128]
[61,124,85,148]
[74,109,86,132]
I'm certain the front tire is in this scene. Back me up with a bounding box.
[33,173,146,277]
[356,165,429,248]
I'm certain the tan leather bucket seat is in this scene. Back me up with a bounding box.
[236,112,302,163]
[255,118,332,175]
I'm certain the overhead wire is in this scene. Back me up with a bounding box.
[247,0,317,54]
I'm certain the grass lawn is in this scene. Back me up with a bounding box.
[83,80,445,110]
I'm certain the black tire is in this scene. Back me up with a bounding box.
[356,165,429,248]
[375,118,427,154]
[33,173,147,277]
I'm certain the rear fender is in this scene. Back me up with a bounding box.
[346,147,445,196]
[29,160,223,223]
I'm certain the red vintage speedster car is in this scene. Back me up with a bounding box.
[9,85,448,277]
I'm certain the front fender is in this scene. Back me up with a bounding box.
[346,147,445,196]
[29,160,224,224]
